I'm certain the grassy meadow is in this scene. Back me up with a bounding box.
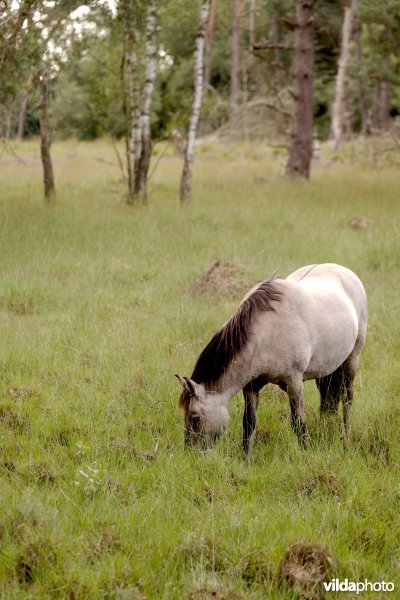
[0,138,400,599]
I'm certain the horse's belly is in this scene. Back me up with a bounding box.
[303,311,358,379]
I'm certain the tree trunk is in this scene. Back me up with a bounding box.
[249,0,256,49]
[136,1,157,204]
[16,72,33,142]
[328,1,356,150]
[5,109,12,140]
[271,16,284,87]
[180,1,210,204]
[204,0,217,92]
[39,76,55,203]
[285,0,315,179]
[17,94,28,141]
[371,80,382,132]
[121,31,134,200]
[131,47,142,198]
[380,80,391,132]
[380,8,392,132]
[354,19,368,135]
[230,0,244,119]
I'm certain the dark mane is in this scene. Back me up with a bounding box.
[191,279,283,389]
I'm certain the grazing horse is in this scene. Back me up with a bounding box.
[176,263,367,453]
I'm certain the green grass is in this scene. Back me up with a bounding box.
[0,138,399,599]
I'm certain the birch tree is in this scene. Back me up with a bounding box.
[120,0,140,203]
[328,0,357,150]
[120,0,156,205]
[285,0,315,179]
[180,0,210,204]
[135,1,157,204]
[121,27,134,198]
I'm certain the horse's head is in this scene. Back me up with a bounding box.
[175,375,229,448]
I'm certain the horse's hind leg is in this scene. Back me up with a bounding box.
[316,366,345,415]
[242,377,266,455]
[342,353,360,437]
[316,354,360,437]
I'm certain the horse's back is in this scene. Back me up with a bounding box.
[287,263,367,329]
[283,263,367,378]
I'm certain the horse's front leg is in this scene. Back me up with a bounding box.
[287,378,307,447]
[242,383,261,455]
[242,377,268,454]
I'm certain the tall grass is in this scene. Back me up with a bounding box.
[0,139,399,598]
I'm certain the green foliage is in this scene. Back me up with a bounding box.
[0,140,400,596]
[2,0,400,141]
[0,2,41,107]
[53,34,125,139]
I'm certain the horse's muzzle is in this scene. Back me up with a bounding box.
[185,428,221,449]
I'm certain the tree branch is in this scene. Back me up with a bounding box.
[253,41,294,51]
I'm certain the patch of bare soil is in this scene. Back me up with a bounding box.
[347,216,374,229]
[188,584,244,600]
[277,541,335,600]
[189,260,250,300]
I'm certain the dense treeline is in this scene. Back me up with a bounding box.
[2,1,398,139]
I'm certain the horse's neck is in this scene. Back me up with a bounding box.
[208,353,252,409]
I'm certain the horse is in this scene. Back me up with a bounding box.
[176,263,367,454]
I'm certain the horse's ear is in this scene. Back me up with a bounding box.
[175,374,187,388]
[175,374,197,409]
[175,374,196,396]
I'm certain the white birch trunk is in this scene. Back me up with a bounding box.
[328,0,356,150]
[180,1,210,204]
[122,29,134,199]
[130,46,142,195]
[137,1,157,203]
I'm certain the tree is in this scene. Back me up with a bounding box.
[120,0,157,205]
[354,0,400,134]
[0,0,39,106]
[120,0,140,201]
[230,0,244,118]
[39,74,56,202]
[35,1,91,202]
[16,72,33,141]
[329,0,357,149]
[180,1,210,204]
[285,0,315,179]
[204,0,217,91]
[135,1,157,204]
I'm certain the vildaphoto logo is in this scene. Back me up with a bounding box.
[324,579,395,594]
